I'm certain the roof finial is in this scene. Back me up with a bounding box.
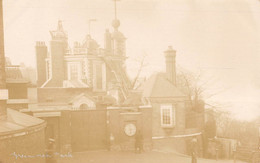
[113,0,120,20]
[112,0,121,30]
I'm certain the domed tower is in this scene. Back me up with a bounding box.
[111,19,126,57]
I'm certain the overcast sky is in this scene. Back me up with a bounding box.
[3,0,260,120]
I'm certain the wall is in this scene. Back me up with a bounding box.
[151,100,186,138]
[7,83,27,99]
[108,106,152,151]
[41,117,60,152]
[37,88,92,103]
[0,128,45,163]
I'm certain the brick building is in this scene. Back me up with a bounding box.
[137,46,203,154]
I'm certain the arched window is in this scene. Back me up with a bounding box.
[79,103,88,110]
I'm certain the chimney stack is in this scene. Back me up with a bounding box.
[35,41,47,87]
[164,46,176,85]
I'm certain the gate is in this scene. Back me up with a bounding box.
[71,110,107,152]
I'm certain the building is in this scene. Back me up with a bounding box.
[137,46,204,154]
[31,4,135,151]
[31,1,204,155]
[36,19,131,109]
[5,62,29,110]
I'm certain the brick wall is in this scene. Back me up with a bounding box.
[151,100,186,138]
[108,106,152,151]
[0,128,45,163]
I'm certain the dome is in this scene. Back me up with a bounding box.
[112,19,120,29]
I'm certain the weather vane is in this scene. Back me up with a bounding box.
[113,0,120,20]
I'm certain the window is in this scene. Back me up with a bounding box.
[68,63,81,80]
[160,104,175,127]
[96,63,102,89]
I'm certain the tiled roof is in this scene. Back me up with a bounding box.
[140,73,186,98]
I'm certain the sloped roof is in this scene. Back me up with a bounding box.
[69,93,96,104]
[0,109,45,134]
[66,80,89,88]
[141,73,186,98]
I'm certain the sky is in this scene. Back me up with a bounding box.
[2,0,260,121]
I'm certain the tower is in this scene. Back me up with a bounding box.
[164,46,176,85]
[111,0,126,59]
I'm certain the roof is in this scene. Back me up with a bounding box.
[140,73,186,98]
[65,80,89,88]
[123,92,143,106]
[0,109,45,134]
[37,88,94,104]
[69,93,96,104]
[5,66,28,83]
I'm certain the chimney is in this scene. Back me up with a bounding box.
[0,0,7,118]
[35,41,47,87]
[164,46,176,85]
[42,20,67,87]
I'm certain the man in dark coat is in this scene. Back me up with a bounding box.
[190,137,198,163]
[45,138,57,163]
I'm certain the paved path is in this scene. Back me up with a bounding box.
[57,150,245,163]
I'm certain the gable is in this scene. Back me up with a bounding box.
[70,93,96,110]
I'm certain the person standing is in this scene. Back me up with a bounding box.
[45,138,57,163]
[190,137,198,163]
[135,130,143,153]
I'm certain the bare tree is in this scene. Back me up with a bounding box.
[177,66,229,111]
[131,52,148,90]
